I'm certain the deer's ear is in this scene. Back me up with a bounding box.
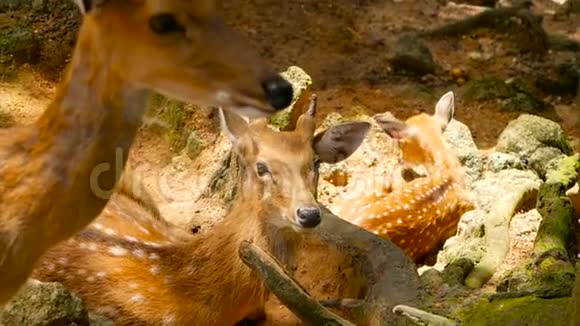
[434,91,455,130]
[313,122,370,164]
[218,108,249,147]
[74,0,105,14]
[373,114,415,140]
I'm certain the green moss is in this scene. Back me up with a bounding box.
[545,154,580,187]
[0,20,40,68]
[463,76,516,102]
[463,76,549,113]
[147,94,193,152]
[459,296,569,326]
[499,93,545,113]
[268,109,292,131]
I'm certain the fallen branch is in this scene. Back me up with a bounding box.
[392,305,456,326]
[421,1,580,54]
[239,240,356,326]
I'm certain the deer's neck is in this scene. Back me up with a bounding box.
[169,176,299,321]
[7,24,150,252]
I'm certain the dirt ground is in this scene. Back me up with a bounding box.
[0,0,579,324]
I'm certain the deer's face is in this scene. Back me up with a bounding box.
[374,91,456,166]
[219,95,370,230]
[73,0,293,118]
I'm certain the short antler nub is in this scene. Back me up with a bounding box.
[306,94,317,117]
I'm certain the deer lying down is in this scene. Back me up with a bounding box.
[33,95,371,326]
[333,92,475,265]
[0,0,294,304]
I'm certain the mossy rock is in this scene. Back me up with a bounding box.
[0,279,90,326]
[459,296,569,326]
[147,94,194,152]
[496,114,574,158]
[463,76,516,102]
[464,76,549,113]
[498,92,546,113]
[268,66,312,131]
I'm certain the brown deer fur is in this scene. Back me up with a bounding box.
[33,95,371,325]
[0,0,294,304]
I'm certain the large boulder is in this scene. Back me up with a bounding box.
[496,114,573,163]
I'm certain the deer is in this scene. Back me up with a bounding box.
[0,0,296,305]
[331,91,475,265]
[32,94,371,325]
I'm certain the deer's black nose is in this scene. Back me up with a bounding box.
[261,75,293,110]
[296,206,321,228]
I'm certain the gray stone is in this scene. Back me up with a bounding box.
[0,279,90,326]
[528,147,565,178]
[496,114,573,157]
[486,152,526,172]
[443,119,484,183]
[389,33,437,75]
[435,169,541,269]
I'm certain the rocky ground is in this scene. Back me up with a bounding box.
[1,0,580,325]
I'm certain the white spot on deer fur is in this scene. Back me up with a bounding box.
[145,241,161,247]
[397,219,402,224]
[87,243,98,251]
[150,265,160,275]
[58,257,67,265]
[138,225,151,235]
[108,246,128,256]
[149,253,160,260]
[77,269,87,275]
[104,228,116,236]
[387,222,393,227]
[133,249,146,258]
[125,235,138,242]
[93,223,104,230]
[129,282,139,289]
[86,276,96,283]
[95,306,117,316]
[96,271,107,278]
[131,294,145,303]
[163,314,177,325]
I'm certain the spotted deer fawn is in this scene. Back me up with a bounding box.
[0,0,296,304]
[332,92,475,265]
[33,95,371,325]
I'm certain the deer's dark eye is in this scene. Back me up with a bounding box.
[149,13,185,34]
[256,161,270,177]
